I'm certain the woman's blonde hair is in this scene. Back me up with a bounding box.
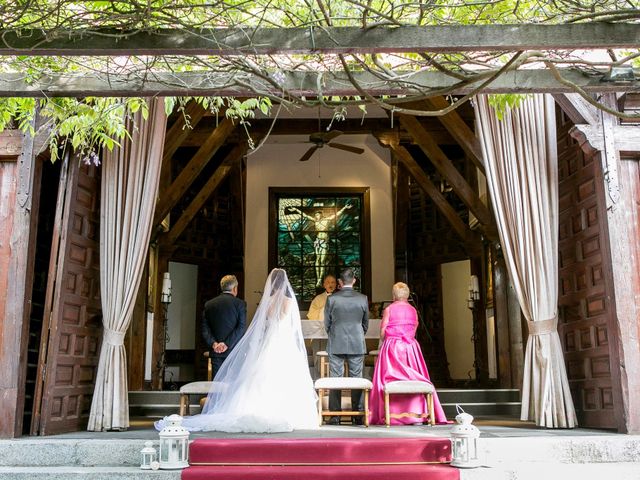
[392,282,410,300]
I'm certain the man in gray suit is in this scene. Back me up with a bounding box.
[324,268,369,424]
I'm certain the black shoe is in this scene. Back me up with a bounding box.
[326,417,340,425]
[351,417,364,426]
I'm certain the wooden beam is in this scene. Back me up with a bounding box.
[553,93,600,125]
[399,114,494,226]
[157,101,207,232]
[151,249,169,390]
[126,262,148,391]
[571,123,640,153]
[470,256,490,385]
[507,279,524,388]
[161,144,244,247]
[184,118,421,146]
[389,143,478,248]
[0,124,40,437]
[163,101,207,169]
[0,69,635,98]
[3,25,640,56]
[493,251,513,388]
[0,131,23,160]
[423,96,485,173]
[392,160,410,283]
[154,117,236,229]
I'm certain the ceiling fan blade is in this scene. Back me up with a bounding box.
[299,145,319,162]
[322,130,343,142]
[328,143,365,154]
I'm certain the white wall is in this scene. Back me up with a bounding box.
[441,260,476,380]
[166,261,198,350]
[245,134,395,318]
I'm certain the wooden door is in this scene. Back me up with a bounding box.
[556,107,622,429]
[31,156,102,435]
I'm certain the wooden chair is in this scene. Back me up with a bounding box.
[315,377,372,427]
[316,351,330,378]
[179,381,214,416]
[316,351,353,378]
[177,352,215,415]
[203,351,213,381]
[383,380,436,427]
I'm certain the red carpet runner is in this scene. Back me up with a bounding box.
[183,437,459,479]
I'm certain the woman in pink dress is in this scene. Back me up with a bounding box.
[369,282,447,425]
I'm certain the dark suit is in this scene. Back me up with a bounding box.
[324,286,369,415]
[201,292,247,375]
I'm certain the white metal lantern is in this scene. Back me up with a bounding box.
[450,407,481,468]
[158,414,190,469]
[140,441,157,470]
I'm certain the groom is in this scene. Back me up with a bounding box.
[324,268,369,424]
[202,274,247,376]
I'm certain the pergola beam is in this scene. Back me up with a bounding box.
[0,69,634,98]
[2,25,640,56]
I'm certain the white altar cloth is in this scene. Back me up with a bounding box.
[301,319,381,339]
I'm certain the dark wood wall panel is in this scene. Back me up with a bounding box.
[556,107,618,429]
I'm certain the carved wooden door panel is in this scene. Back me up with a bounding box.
[557,108,621,429]
[31,156,102,435]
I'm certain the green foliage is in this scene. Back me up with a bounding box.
[0,1,636,30]
[487,94,532,120]
[0,95,273,163]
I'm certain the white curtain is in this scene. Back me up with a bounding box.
[88,99,166,431]
[475,94,577,428]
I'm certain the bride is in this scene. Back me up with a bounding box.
[156,268,318,433]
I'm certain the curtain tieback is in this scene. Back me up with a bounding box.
[527,317,558,335]
[103,328,126,346]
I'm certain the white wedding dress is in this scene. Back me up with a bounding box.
[156,269,318,433]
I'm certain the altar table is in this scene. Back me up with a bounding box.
[301,319,382,339]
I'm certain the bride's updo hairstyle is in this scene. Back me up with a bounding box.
[269,268,292,298]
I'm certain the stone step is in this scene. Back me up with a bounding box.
[0,467,180,479]
[1,462,638,480]
[129,389,522,419]
[2,434,638,469]
[438,389,520,403]
[460,462,640,480]
[0,439,149,467]
[480,436,640,464]
[442,402,520,418]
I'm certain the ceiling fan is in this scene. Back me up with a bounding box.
[298,129,365,162]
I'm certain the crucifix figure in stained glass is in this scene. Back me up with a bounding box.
[290,203,352,286]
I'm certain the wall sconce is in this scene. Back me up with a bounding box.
[161,272,172,304]
[467,275,480,309]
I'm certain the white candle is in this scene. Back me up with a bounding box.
[471,275,479,297]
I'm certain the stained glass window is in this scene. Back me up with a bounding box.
[274,193,364,304]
